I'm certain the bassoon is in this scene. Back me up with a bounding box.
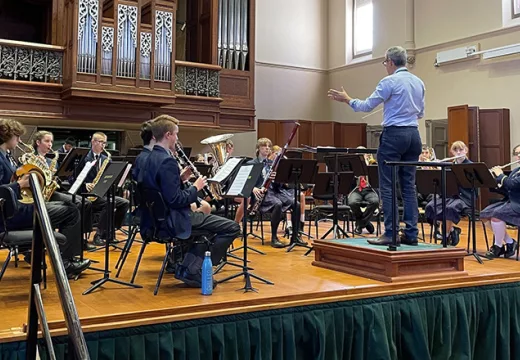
[249,122,300,216]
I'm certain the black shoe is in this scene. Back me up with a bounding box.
[367,234,400,246]
[293,236,308,246]
[504,240,518,259]
[83,241,96,251]
[174,265,202,288]
[284,226,293,238]
[64,259,91,278]
[93,234,105,246]
[365,222,375,234]
[450,227,461,246]
[485,245,505,259]
[399,233,418,246]
[271,237,285,248]
[354,225,363,235]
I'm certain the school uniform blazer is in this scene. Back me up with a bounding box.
[0,151,33,231]
[139,145,198,239]
[132,147,151,182]
[496,167,520,213]
[71,150,110,193]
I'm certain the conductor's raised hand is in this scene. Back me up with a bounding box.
[193,176,207,191]
[327,86,351,103]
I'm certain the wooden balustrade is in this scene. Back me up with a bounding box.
[174,61,221,98]
[0,39,64,84]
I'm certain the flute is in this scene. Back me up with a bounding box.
[496,159,520,170]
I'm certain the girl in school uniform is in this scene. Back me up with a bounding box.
[480,144,520,258]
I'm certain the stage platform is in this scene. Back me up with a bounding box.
[1,221,520,359]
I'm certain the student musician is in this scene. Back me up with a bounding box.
[58,137,75,154]
[74,132,130,246]
[32,130,95,250]
[0,119,90,277]
[139,115,240,288]
[480,144,520,258]
[425,141,472,246]
[347,147,379,234]
[269,145,308,239]
[234,138,304,248]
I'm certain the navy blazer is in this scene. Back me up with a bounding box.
[139,145,198,239]
[132,147,151,181]
[496,167,520,213]
[0,151,33,231]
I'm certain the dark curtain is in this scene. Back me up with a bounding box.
[2,282,520,360]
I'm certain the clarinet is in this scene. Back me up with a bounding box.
[174,143,216,202]
[248,122,300,216]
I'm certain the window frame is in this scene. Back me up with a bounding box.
[352,0,373,58]
[513,0,520,19]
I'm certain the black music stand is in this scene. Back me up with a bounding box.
[451,163,496,264]
[83,162,142,295]
[275,159,317,252]
[218,163,273,292]
[415,169,459,246]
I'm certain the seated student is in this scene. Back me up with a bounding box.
[139,115,240,287]
[480,144,520,258]
[73,132,130,246]
[0,118,90,277]
[425,141,473,246]
[234,138,304,248]
[347,147,379,234]
[58,137,75,154]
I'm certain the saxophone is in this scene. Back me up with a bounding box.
[87,151,111,202]
[42,149,61,201]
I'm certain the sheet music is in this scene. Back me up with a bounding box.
[208,157,242,183]
[118,164,132,188]
[227,165,253,196]
[68,160,96,195]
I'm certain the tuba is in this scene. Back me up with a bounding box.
[200,133,234,199]
[12,140,49,204]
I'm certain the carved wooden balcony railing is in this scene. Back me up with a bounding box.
[0,39,64,84]
[175,61,220,98]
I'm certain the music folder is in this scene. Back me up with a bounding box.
[90,162,129,199]
[224,163,262,199]
[208,157,244,184]
[55,147,91,179]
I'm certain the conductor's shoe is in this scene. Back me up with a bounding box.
[399,233,418,246]
[367,234,399,246]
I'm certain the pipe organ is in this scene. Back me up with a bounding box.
[0,0,256,133]
[218,0,249,70]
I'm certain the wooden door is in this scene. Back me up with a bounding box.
[467,106,480,161]
[447,105,469,148]
[478,109,510,209]
[430,120,448,160]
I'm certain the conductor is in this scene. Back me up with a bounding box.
[328,46,425,246]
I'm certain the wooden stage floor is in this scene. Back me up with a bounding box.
[2,220,520,343]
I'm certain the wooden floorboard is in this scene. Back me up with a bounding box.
[1,220,520,343]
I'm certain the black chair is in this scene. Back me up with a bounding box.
[130,187,212,295]
[0,185,66,285]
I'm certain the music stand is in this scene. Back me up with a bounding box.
[275,159,317,252]
[83,162,142,295]
[55,147,90,180]
[451,163,496,264]
[415,169,459,246]
[218,163,272,292]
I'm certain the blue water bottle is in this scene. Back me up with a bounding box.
[201,251,213,295]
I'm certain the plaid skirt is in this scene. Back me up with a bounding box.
[480,201,520,227]
[425,196,469,224]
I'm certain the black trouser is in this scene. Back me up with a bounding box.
[271,201,300,238]
[92,196,130,237]
[348,188,379,228]
[50,191,93,233]
[188,212,240,267]
[46,201,82,259]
